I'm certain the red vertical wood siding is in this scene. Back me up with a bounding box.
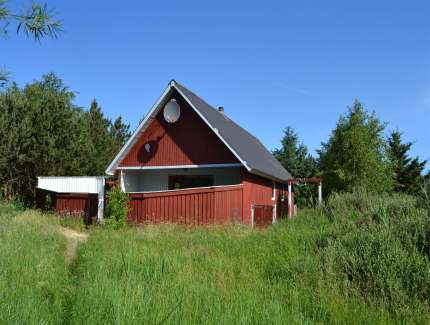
[120,90,238,167]
[127,185,243,225]
[35,189,98,219]
[241,171,275,224]
[253,205,274,228]
[241,170,293,224]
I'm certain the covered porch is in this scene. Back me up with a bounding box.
[119,164,242,193]
[119,165,245,224]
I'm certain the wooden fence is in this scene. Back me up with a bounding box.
[128,184,243,225]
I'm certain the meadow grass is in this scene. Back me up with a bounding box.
[0,205,70,324]
[68,215,423,324]
[1,190,429,324]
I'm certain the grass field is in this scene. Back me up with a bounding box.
[0,190,429,324]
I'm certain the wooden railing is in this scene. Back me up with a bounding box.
[127,184,243,225]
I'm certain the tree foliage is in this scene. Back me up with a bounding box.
[318,100,393,194]
[0,0,61,40]
[388,130,427,195]
[1,0,62,83]
[0,73,130,204]
[273,126,319,207]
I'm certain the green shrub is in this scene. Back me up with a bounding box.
[318,189,430,308]
[105,186,129,228]
[0,201,23,219]
[418,180,430,212]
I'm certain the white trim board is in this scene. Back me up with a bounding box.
[127,183,243,194]
[105,80,250,175]
[118,163,242,170]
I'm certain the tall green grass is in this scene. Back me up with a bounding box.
[68,219,416,324]
[1,190,429,324]
[0,204,70,324]
[319,190,430,310]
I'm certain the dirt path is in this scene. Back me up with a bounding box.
[60,227,88,265]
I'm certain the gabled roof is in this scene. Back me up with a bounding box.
[106,80,293,182]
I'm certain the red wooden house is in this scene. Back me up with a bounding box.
[105,80,295,226]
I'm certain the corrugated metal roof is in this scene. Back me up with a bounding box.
[37,176,105,194]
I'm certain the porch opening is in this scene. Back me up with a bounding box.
[121,166,241,193]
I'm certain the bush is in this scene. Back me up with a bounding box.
[318,189,430,307]
[418,179,430,212]
[105,186,129,228]
[0,201,24,219]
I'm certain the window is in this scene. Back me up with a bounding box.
[281,184,285,201]
[272,182,276,200]
[168,175,214,190]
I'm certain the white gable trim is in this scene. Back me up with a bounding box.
[105,83,173,175]
[105,80,251,175]
[117,163,242,170]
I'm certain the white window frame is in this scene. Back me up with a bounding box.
[281,184,285,202]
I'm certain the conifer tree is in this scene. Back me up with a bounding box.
[84,100,114,175]
[273,126,318,206]
[1,1,62,83]
[110,116,131,156]
[388,130,427,194]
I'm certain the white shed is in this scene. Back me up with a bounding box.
[37,176,106,222]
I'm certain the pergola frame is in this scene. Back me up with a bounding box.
[286,177,323,217]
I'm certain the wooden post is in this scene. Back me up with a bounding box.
[120,170,125,191]
[272,203,277,224]
[97,186,104,224]
[318,181,323,204]
[288,182,292,218]
[251,204,254,228]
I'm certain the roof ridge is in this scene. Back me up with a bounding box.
[174,81,261,140]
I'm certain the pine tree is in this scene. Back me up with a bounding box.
[110,116,131,156]
[388,130,427,194]
[319,100,393,194]
[84,100,114,175]
[273,126,318,206]
[1,1,62,84]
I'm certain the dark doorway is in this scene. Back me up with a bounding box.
[168,175,214,190]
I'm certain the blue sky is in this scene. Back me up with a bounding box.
[3,1,430,170]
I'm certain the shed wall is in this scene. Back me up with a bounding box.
[36,189,98,223]
[241,170,292,224]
